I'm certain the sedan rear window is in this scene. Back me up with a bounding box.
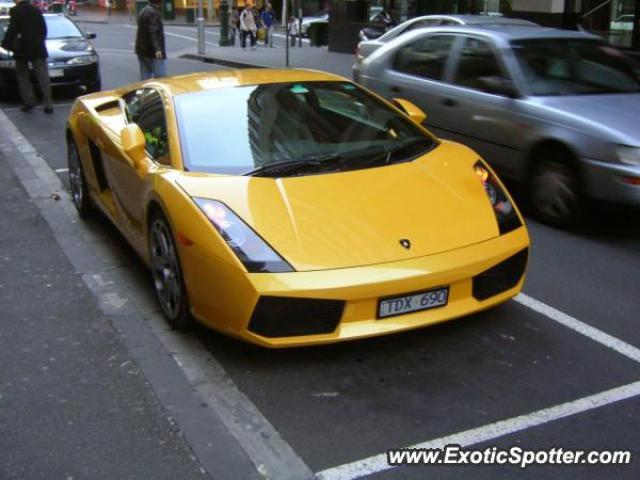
[174,81,436,176]
[512,39,640,96]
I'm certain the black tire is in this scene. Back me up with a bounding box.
[529,151,583,228]
[67,138,92,217]
[148,212,193,329]
[86,79,101,94]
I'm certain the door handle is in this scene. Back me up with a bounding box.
[390,85,402,93]
[442,98,458,107]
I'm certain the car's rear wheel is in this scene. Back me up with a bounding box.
[67,138,92,217]
[149,212,192,329]
[530,151,583,228]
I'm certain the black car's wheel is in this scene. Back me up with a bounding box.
[149,212,192,329]
[86,78,101,93]
[530,150,583,228]
[67,138,92,217]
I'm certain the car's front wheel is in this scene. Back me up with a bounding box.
[67,138,92,217]
[148,212,192,329]
[530,154,583,228]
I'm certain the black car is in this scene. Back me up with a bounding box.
[0,13,100,94]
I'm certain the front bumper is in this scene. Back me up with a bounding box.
[0,63,98,89]
[581,157,640,205]
[186,226,530,348]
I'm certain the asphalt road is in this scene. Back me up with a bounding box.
[2,20,640,479]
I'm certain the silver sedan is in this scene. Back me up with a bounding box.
[354,25,640,227]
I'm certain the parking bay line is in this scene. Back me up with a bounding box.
[317,294,640,479]
[316,380,640,480]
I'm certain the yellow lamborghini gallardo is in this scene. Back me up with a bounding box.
[66,69,529,347]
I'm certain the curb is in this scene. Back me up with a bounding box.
[181,52,268,70]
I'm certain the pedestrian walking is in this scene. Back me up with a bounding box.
[287,15,299,47]
[134,0,166,80]
[0,0,53,113]
[105,0,111,16]
[228,7,239,46]
[240,4,257,50]
[260,3,276,47]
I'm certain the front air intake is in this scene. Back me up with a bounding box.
[248,296,345,338]
[472,249,528,301]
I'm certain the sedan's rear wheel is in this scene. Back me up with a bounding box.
[149,213,192,329]
[530,156,583,228]
[67,138,92,217]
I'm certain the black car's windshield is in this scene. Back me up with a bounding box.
[512,39,640,96]
[174,81,437,176]
[46,15,83,39]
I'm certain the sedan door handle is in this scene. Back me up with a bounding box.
[389,85,402,93]
[442,98,458,108]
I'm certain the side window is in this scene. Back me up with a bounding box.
[453,37,509,93]
[393,35,455,81]
[123,88,170,165]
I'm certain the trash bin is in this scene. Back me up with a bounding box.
[162,0,174,20]
[185,7,195,23]
[135,0,147,16]
[308,21,328,47]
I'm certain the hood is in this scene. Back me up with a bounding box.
[177,142,500,272]
[531,94,640,146]
[46,38,94,60]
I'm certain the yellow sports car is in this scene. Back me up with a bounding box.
[66,69,529,347]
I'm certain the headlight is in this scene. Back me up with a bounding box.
[474,161,522,235]
[194,198,294,273]
[66,54,98,65]
[616,145,640,166]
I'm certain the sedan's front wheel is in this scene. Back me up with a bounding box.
[149,213,192,329]
[530,157,583,228]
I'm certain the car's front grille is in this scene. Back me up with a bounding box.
[472,248,528,301]
[248,296,345,338]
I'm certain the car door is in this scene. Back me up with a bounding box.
[368,33,459,133]
[433,35,525,177]
[106,87,170,242]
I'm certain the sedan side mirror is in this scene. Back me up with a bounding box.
[391,98,427,124]
[85,32,97,39]
[121,124,147,168]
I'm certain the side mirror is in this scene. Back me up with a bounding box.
[391,98,427,124]
[477,76,520,98]
[121,124,146,168]
[85,32,97,39]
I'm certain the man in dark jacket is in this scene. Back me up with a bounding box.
[134,0,166,80]
[1,0,53,113]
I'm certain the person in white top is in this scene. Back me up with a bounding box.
[239,4,257,50]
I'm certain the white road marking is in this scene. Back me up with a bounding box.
[515,293,640,364]
[316,380,640,480]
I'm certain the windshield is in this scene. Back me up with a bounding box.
[174,81,436,176]
[511,39,640,96]
[46,15,83,39]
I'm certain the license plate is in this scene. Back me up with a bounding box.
[49,69,64,78]
[378,286,449,319]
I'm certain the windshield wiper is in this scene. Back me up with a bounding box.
[244,158,326,177]
[385,137,435,164]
